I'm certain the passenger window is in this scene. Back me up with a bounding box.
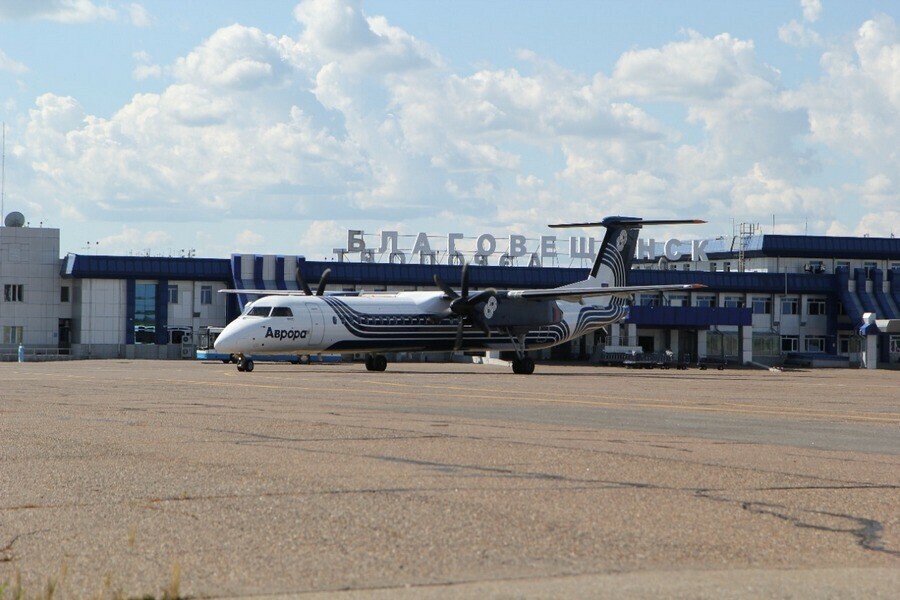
[271,307,293,317]
[248,306,271,317]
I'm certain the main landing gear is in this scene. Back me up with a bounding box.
[235,355,254,372]
[511,355,535,375]
[365,354,387,372]
[506,329,535,375]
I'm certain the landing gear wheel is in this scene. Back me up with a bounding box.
[236,356,254,373]
[512,356,535,375]
[365,354,387,372]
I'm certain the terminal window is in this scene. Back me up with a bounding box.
[134,283,157,344]
[2,326,23,344]
[696,295,716,308]
[200,285,212,305]
[807,298,826,316]
[724,296,744,308]
[752,297,771,314]
[4,284,24,302]
[639,294,659,307]
[804,336,825,352]
[60,286,70,302]
[781,336,799,353]
[781,298,799,315]
[667,293,688,307]
[168,284,178,304]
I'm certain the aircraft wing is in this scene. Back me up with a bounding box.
[506,283,706,301]
[218,289,306,295]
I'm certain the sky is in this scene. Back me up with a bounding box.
[0,0,898,261]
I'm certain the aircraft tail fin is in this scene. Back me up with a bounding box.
[549,217,705,287]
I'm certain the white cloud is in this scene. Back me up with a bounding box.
[802,0,822,23]
[99,226,173,254]
[234,229,265,250]
[294,0,438,74]
[0,48,27,74]
[0,0,115,23]
[6,0,900,257]
[785,15,900,173]
[612,31,779,101]
[846,174,898,209]
[172,24,295,90]
[779,20,823,47]
[827,210,900,237]
[300,220,346,258]
[612,30,811,180]
[129,3,151,27]
[729,163,839,220]
[132,50,161,81]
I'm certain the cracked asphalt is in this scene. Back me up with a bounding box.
[1,360,898,598]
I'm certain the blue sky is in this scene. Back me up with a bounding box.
[0,0,898,259]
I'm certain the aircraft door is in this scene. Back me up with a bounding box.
[306,303,326,346]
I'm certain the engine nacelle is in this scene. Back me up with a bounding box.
[479,296,561,328]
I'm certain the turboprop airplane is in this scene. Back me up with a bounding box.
[213,216,706,374]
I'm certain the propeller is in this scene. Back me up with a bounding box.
[296,267,331,296]
[434,263,497,350]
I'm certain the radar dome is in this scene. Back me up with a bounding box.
[4,212,25,227]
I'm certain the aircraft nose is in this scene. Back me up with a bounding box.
[214,325,240,353]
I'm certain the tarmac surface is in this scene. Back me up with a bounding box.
[1,360,898,598]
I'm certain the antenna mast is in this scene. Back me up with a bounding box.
[1,121,5,219]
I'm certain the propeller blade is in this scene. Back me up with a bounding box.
[460,263,470,299]
[315,268,331,296]
[433,274,458,300]
[295,267,313,296]
[470,314,491,337]
[454,319,465,351]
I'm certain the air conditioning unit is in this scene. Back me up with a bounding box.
[804,263,825,274]
[180,346,193,359]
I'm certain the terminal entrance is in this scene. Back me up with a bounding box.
[58,318,71,352]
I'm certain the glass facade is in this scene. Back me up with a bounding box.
[134,283,156,344]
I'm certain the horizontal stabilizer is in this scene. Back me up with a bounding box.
[549,218,706,229]
[507,283,706,301]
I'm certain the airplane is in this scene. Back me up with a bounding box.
[213,216,706,374]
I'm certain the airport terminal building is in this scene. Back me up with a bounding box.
[2,214,900,367]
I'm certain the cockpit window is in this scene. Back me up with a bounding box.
[247,306,272,317]
[271,307,293,317]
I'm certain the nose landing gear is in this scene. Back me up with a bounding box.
[365,354,387,372]
[235,355,254,372]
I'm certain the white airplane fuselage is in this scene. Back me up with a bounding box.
[213,290,626,356]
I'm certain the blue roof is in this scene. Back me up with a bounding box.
[63,252,846,296]
[63,254,232,281]
[635,233,900,262]
[761,235,900,259]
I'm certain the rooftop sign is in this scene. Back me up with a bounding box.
[334,230,709,266]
